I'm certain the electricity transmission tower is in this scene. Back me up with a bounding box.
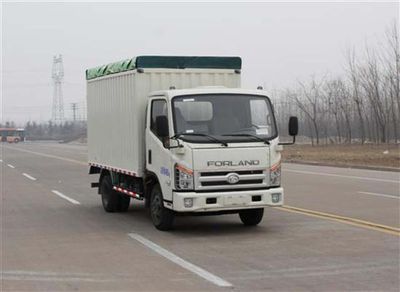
[52,55,64,122]
[71,103,78,121]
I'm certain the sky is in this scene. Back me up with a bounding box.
[1,1,398,124]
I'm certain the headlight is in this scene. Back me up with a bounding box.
[175,164,194,190]
[270,162,281,186]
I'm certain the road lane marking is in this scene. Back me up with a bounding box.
[128,233,233,288]
[51,190,81,205]
[0,159,3,162]
[227,262,395,280]
[22,173,37,181]
[7,164,15,168]
[2,270,133,283]
[2,275,112,283]
[2,146,87,166]
[285,169,399,183]
[277,205,400,236]
[358,191,400,199]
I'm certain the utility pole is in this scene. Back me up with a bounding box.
[71,103,78,122]
[51,55,64,122]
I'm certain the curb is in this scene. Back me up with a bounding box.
[283,160,400,173]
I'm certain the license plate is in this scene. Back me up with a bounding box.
[224,195,247,206]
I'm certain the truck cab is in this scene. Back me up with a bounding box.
[145,87,297,229]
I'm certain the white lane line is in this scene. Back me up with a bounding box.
[128,233,233,288]
[2,146,87,166]
[22,173,37,181]
[285,169,399,184]
[51,190,81,205]
[2,275,112,283]
[7,164,15,168]
[358,191,400,199]
[2,270,133,283]
[0,159,3,162]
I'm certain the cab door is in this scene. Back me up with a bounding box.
[146,97,173,202]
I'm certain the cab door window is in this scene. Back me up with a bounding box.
[150,99,168,140]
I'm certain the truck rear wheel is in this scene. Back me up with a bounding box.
[100,175,118,212]
[150,184,174,231]
[100,175,130,212]
[117,195,130,212]
[239,208,264,226]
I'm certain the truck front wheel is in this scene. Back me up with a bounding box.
[150,185,174,231]
[239,208,264,226]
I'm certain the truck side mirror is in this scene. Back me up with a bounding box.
[279,116,298,146]
[155,115,169,139]
[288,116,298,136]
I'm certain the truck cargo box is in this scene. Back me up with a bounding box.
[86,56,241,177]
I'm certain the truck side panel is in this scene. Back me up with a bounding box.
[87,72,142,175]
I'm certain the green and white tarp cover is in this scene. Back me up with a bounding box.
[86,56,242,80]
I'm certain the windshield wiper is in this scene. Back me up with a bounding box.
[172,132,228,147]
[222,133,270,145]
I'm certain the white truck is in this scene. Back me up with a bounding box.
[86,56,298,230]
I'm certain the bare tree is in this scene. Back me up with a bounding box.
[383,21,400,142]
[359,46,390,143]
[293,76,326,145]
[345,48,366,143]
[326,79,344,143]
[271,22,398,145]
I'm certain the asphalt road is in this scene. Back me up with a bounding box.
[1,142,399,291]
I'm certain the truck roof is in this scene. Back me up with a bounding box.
[86,56,242,80]
[150,87,270,100]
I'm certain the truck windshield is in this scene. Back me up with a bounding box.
[172,94,277,143]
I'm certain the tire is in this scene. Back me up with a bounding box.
[239,208,264,226]
[14,138,20,143]
[100,175,131,212]
[150,184,174,231]
[100,175,119,212]
[117,195,130,212]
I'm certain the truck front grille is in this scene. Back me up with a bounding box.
[196,169,267,190]
[200,170,263,177]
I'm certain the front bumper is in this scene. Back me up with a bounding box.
[171,187,284,212]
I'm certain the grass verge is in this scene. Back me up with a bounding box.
[282,144,400,170]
